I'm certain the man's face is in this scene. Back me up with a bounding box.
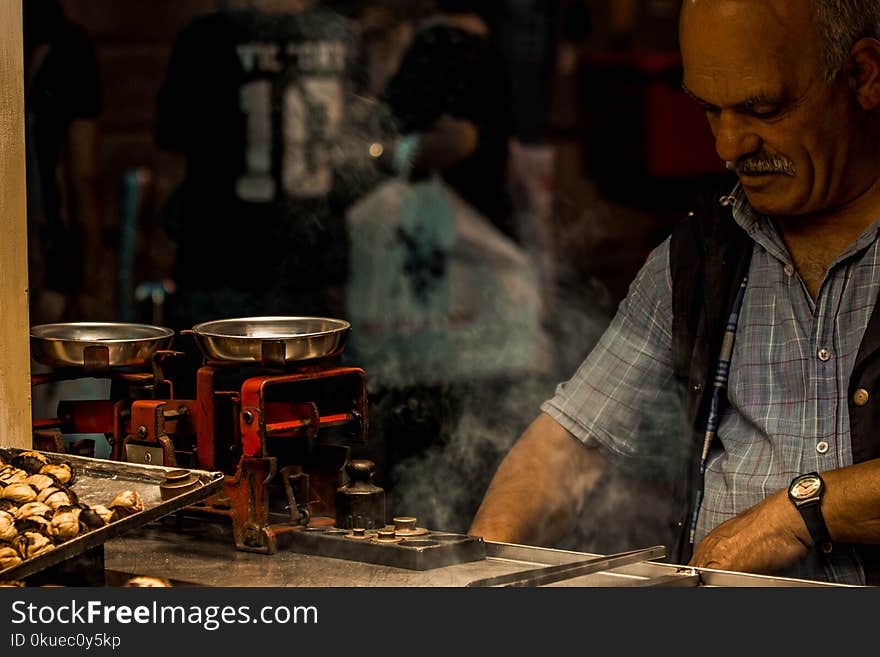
[680,0,862,217]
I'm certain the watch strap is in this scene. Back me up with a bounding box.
[789,473,833,554]
[796,499,833,554]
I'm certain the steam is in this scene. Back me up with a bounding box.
[384,377,554,534]
[370,179,693,556]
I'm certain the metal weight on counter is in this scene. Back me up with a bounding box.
[334,460,386,530]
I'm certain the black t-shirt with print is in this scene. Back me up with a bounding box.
[157,8,375,305]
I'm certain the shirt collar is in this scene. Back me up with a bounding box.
[727,182,880,267]
[726,183,791,264]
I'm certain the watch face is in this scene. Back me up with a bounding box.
[791,475,822,500]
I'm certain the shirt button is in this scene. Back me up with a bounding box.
[784,264,795,276]
[816,441,830,454]
[853,388,870,406]
[818,348,832,361]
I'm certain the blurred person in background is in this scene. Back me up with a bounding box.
[155,0,384,332]
[24,0,103,325]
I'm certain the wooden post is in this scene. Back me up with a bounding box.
[0,0,32,449]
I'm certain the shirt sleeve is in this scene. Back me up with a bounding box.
[540,238,682,478]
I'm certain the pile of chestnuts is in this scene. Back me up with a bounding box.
[0,451,144,571]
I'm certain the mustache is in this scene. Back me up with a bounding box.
[725,153,796,176]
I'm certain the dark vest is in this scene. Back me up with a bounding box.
[668,193,880,583]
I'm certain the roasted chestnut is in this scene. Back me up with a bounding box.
[16,515,52,536]
[39,463,74,486]
[77,505,107,529]
[2,483,37,504]
[14,531,54,559]
[108,490,143,520]
[0,511,16,542]
[124,576,171,587]
[50,506,83,541]
[89,505,113,525]
[16,502,52,520]
[0,543,22,569]
[0,468,28,486]
[38,487,77,510]
[26,473,57,492]
[11,451,49,475]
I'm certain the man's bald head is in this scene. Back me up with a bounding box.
[681,0,880,80]
[680,0,818,81]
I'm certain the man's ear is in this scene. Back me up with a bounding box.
[845,37,880,110]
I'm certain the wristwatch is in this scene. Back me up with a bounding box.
[788,472,833,554]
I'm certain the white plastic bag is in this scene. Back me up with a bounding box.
[346,175,550,388]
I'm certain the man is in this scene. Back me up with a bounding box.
[469,0,880,585]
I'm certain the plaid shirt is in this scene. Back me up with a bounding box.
[542,185,880,585]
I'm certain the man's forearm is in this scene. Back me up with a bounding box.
[468,412,604,546]
[822,459,880,544]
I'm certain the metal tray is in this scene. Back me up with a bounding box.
[0,448,223,582]
[187,316,350,366]
[30,322,175,369]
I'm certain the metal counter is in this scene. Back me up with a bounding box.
[103,517,846,587]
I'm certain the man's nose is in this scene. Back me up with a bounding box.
[712,111,762,164]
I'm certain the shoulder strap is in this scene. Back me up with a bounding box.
[668,192,753,563]
[670,193,753,429]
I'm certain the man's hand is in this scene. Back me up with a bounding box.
[689,489,811,574]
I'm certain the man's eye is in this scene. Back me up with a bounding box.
[749,107,780,119]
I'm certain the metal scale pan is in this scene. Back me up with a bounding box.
[186,316,351,368]
[30,322,175,370]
